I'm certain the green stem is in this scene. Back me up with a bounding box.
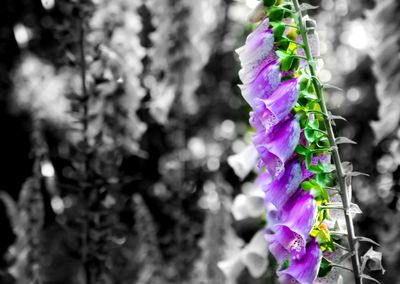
[291,0,362,283]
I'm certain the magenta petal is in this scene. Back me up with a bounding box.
[258,78,300,131]
[253,115,300,177]
[267,225,307,261]
[239,52,278,85]
[266,190,317,262]
[278,239,322,284]
[258,158,302,210]
[269,241,290,265]
[235,19,275,71]
[240,62,281,107]
[279,190,317,235]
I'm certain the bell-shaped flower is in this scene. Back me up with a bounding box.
[239,61,281,108]
[239,52,279,86]
[253,115,300,177]
[235,18,275,72]
[217,254,245,284]
[258,157,302,210]
[240,230,269,278]
[251,78,300,132]
[231,192,264,221]
[266,190,317,262]
[227,144,259,181]
[246,2,266,23]
[277,239,322,284]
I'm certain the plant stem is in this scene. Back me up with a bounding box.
[79,13,92,284]
[290,0,362,283]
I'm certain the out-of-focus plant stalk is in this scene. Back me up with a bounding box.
[78,11,92,284]
[291,0,362,283]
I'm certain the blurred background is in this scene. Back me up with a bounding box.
[0,0,399,283]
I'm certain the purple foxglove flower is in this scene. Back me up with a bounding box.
[239,61,281,107]
[239,52,278,85]
[266,190,317,262]
[258,158,302,210]
[278,239,322,284]
[253,115,300,177]
[235,18,275,72]
[251,78,300,132]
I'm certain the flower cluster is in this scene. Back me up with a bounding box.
[235,9,333,284]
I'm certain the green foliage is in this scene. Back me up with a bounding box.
[317,257,333,277]
[301,179,329,203]
[263,0,277,7]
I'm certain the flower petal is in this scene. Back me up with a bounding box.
[256,78,300,131]
[258,158,302,210]
[266,190,317,262]
[267,225,307,261]
[278,239,322,284]
[239,61,281,107]
[253,115,300,177]
[235,18,274,71]
[227,144,259,180]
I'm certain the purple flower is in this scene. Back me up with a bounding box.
[278,239,322,284]
[253,115,300,177]
[239,61,281,107]
[236,18,275,72]
[266,190,317,262]
[239,52,278,85]
[251,78,300,132]
[258,158,302,210]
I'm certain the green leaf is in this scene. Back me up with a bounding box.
[299,77,310,90]
[318,161,336,173]
[273,23,286,39]
[318,257,333,277]
[281,3,293,18]
[308,165,322,174]
[276,38,289,50]
[308,117,319,129]
[300,89,318,100]
[268,7,284,22]
[302,179,329,202]
[304,128,315,142]
[291,57,300,71]
[305,152,312,168]
[295,144,308,156]
[275,49,288,59]
[281,55,295,71]
[301,181,313,190]
[316,173,327,186]
[317,230,335,251]
[281,258,291,270]
[300,115,308,128]
[263,0,276,7]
